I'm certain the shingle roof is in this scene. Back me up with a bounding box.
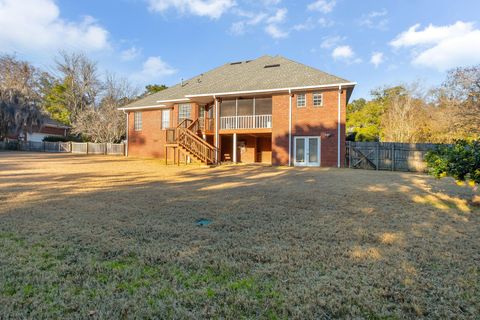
[123,55,353,109]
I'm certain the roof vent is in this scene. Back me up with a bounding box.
[230,61,242,65]
[245,60,252,63]
[264,64,280,68]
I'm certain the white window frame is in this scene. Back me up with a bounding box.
[313,93,323,107]
[161,109,171,129]
[178,103,191,123]
[297,93,306,108]
[134,112,142,131]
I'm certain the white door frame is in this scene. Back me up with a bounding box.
[294,136,321,167]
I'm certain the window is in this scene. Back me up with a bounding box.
[161,109,170,129]
[178,103,191,123]
[134,112,142,131]
[313,93,323,107]
[297,94,306,107]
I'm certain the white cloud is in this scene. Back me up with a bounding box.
[147,0,235,19]
[266,8,287,24]
[133,56,177,83]
[265,24,288,39]
[332,45,354,59]
[320,35,345,49]
[318,17,335,27]
[332,45,362,63]
[231,7,288,39]
[359,9,388,30]
[293,18,315,31]
[390,21,480,70]
[121,47,142,61]
[307,0,336,13]
[0,0,110,53]
[370,52,384,68]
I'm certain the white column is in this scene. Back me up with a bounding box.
[215,96,219,163]
[233,133,237,163]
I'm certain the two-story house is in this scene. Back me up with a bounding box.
[119,55,355,167]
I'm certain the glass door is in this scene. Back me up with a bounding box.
[294,136,320,166]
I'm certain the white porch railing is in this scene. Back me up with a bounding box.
[220,115,272,130]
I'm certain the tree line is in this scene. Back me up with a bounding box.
[347,66,480,143]
[0,53,166,143]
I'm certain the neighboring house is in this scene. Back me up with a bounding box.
[119,55,355,167]
[23,118,70,142]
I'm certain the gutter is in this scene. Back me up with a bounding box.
[337,85,342,168]
[123,110,128,157]
[288,89,292,166]
[185,82,356,98]
[118,104,167,111]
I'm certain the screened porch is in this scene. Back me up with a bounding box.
[219,97,272,130]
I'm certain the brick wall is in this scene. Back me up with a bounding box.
[272,88,347,167]
[127,103,200,159]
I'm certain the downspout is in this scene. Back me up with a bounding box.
[214,95,219,164]
[288,89,292,166]
[123,110,129,157]
[337,85,342,168]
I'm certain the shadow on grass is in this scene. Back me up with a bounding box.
[0,152,478,318]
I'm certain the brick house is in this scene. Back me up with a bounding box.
[119,55,355,167]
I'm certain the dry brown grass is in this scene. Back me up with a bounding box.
[0,152,479,319]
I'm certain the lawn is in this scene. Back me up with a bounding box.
[0,152,478,319]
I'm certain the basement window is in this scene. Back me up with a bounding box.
[297,94,306,108]
[313,93,323,107]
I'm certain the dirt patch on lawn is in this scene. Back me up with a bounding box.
[0,152,479,318]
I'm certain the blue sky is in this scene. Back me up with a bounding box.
[1,0,480,99]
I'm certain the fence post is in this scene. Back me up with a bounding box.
[376,143,379,170]
[86,142,89,155]
[391,144,395,171]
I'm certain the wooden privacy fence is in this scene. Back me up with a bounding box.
[0,141,124,156]
[346,141,441,172]
[70,142,125,155]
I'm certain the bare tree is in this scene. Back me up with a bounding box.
[0,54,53,101]
[379,85,430,143]
[55,51,101,122]
[72,74,137,142]
[440,65,480,139]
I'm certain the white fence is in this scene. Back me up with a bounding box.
[1,141,124,156]
[71,142,125,155]
[220,115,272,130]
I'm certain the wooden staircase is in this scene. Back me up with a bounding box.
[165,119,217,165]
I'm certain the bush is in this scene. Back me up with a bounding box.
[426,140,480,186]
[42,135,82,142]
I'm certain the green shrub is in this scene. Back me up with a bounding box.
[426,140,480,186]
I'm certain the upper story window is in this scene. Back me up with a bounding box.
[178,103,191,123]
[297,94,306,108]
[313,93,323,107]
[134,112,142,131]
[161,109,170,129]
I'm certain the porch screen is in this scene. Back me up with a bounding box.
[237,98,253,116]
[255,98,272,115]
[220,100,235,117]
